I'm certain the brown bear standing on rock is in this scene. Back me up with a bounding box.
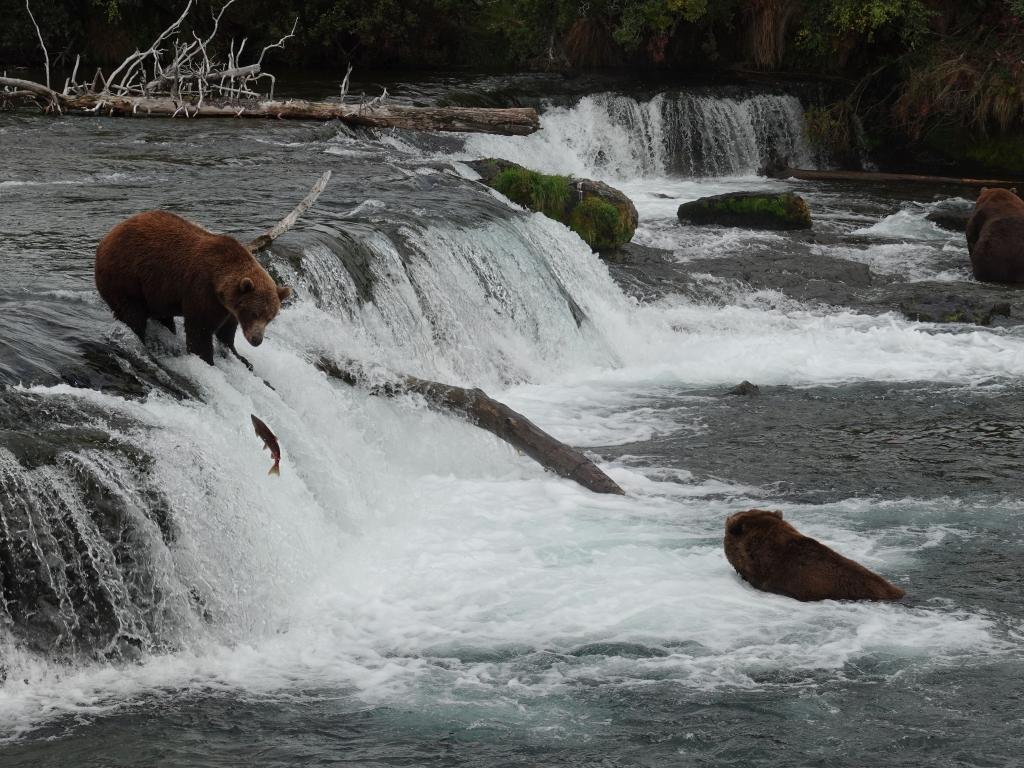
[95,211,291,367]
[965,187,1024,284]
[723,509,905,602]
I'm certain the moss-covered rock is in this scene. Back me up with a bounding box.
[467,158,637,250]
[677,191,812,230]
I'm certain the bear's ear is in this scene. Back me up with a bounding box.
[277,285,292,301]
[727,521,744,537]
[239,277,255,294]
[771,510,783,519]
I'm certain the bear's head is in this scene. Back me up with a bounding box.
[725,508,783,538]
[217,266,292,348]
[976,186,1021,206]
[723,509,790,574]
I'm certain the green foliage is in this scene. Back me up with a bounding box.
[491,167,572,220]
[796,0,932,61]
[568,197,634,249]
[612,0,709,49]
[804,102,853,155]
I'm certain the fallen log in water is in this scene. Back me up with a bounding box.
[768,167,1021,188]
[0,81,540,135]
[315,357,626,496]
[3,2,541,136]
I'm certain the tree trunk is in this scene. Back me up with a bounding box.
[769,167,1020,188]
[315,357,626,496]
[2,86,540,135]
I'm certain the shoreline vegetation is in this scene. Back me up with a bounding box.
[2,1,1023,174]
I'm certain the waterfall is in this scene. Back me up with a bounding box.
[3,89,1021,744]
[464,91,813,179]
[0,393,198,661]
[271,210,631,386]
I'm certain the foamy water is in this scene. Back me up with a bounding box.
[1,89,1020,759]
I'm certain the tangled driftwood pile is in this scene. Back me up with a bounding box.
[1,0,539,135]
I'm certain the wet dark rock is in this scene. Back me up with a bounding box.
[60,340,201,401]
[602,230,1024,329]
[602,241,880,307]
[926,209,970,232]
[569,642,670,658]
[599,243,710,302]
[687,249,875,305]
[677,192,812,230]
[897,291,1014,326]
[729,381,761,396]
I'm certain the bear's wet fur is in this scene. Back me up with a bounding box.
[966,187,1024,284]
[723,509,905,602]
[95,211,291,366]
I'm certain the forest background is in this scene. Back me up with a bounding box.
[2,1,1023,173]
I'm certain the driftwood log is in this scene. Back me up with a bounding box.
[315,357,625,495]
[1,2,539,136]
[769,167,1021,188]
[0,83,540,134]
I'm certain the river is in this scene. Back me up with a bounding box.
[1,75,1022,767]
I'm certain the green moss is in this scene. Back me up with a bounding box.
[569,197,633,249]
[491,167,572,220]
[704,193,810,226]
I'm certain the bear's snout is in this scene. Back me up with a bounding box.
[243,323,266,347]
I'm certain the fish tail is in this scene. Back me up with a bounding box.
[268,463,281,477]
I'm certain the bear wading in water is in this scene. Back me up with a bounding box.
[723,509,905,602]
[95,211,291,366]
[966,187,1024,284]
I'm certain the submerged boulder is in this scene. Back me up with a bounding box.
[899,293,1012,326]
[677,191,812,230]
[728,380,761,396]
[468,158,637,250]
[926,208,970,233]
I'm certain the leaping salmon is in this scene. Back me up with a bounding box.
[250,414,281,476]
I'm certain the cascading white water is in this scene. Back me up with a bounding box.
[2,88,1023,750]
[272,211,635,385]
[464,91,813,179]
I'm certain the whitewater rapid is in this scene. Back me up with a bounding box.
[1,88,1022,751]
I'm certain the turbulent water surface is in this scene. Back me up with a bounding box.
[1,79,1023,767]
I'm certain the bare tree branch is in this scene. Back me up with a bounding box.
[105,0,194,93]
[24,1,50,91]
[2,4,540,134]
[246,171,332,253]
[0,75,59,110]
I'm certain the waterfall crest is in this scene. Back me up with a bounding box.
[465,90,813,178]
